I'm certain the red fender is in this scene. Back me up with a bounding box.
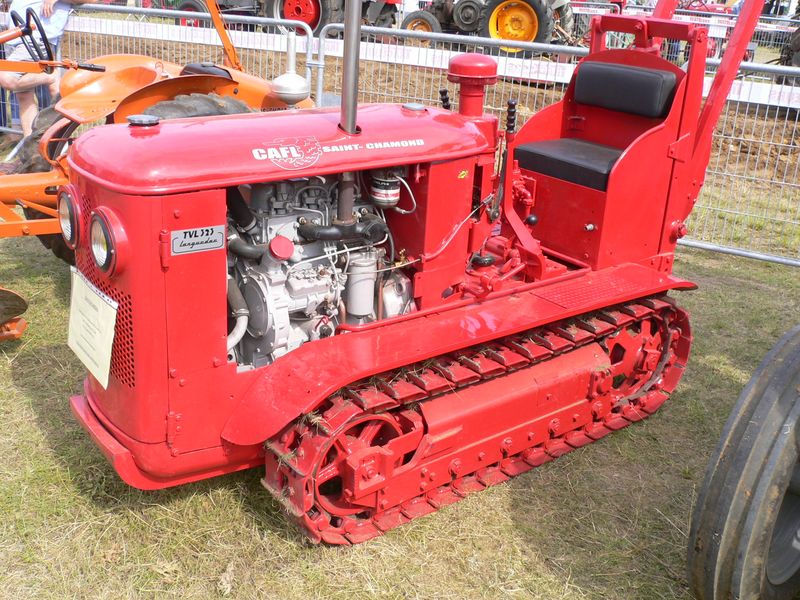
[221,263,695,446]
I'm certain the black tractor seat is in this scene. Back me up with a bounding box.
[512,61,678,192]
[179,62,233,79]
[515,139,623,191]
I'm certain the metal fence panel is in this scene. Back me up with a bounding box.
[63,5,314,83]
[319,24,799,265]
[0,5,797,265]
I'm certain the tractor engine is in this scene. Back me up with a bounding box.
[224,176,414,366]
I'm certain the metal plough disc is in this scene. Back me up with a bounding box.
[0,288,28,325]
[688,325,800,600]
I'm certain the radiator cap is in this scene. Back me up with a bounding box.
[127,114,160,127]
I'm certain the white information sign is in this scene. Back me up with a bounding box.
[68,267,119,389]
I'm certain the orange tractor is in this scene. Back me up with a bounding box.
[0,1,311,338]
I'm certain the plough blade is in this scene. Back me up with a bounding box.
[0,287,28,341]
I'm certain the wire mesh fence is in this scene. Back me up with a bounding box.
[0,4,797,265]
[694,67,799,264]
[62,4,314,82]
[317,24,799,264]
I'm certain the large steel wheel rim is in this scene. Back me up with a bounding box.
[268,0,325,35]
[767,464,800,586]
[281,0,321,30]
[489,0,539,47]
[176,2,205,27]
[313,415,402,517]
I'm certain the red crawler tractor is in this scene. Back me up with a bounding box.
[62,0,763,544]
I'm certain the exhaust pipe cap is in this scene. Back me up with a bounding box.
[447,53,498,85]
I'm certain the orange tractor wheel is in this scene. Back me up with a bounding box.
[400,10,442,34]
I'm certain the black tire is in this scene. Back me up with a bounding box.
[143,92,252,120]
[479,0,554,56]
[370,4,397,28]
[687,325,800,600]
[22,93,251,265]
[776,26,799,85]
[552,1,574,42]
[400,10,442,34]
[18,106,76,264]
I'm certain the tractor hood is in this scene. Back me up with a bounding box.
[68,104,496,196]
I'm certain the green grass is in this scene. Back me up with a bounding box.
[1,236,798,599]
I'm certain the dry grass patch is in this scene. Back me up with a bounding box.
[0,234,798,598]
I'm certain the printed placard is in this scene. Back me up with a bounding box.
[68,267,118,390]
[171,225,225,256]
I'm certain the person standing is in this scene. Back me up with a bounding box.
[0,0,88,135]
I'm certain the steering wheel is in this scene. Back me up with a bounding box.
[9,7,54,73]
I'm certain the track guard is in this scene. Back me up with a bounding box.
[221,266,695,447]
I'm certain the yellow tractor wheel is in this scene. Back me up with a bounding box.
[479,0,554,54]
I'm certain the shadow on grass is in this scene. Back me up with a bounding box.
[9,340,310,547]
[501,259,797,599]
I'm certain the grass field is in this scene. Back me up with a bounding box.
[1,235,798,599]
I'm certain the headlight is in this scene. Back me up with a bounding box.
[90,214,113,272]
[57,185,80,249]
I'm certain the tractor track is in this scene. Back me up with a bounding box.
[264,294,691,544]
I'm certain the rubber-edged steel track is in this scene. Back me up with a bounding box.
[265,295,691,544]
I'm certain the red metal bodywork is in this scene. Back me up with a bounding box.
[65,0,764,541]
[67,97,690,489]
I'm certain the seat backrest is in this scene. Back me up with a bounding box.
[573,62,678,119]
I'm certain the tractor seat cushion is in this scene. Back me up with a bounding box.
[515,138,624,191]
[179,62,233,80]
[574,61,677,119]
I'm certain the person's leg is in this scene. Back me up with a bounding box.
[1,44,57,92]
[3,71,58,92]
[0,72,57,136]
[15,90,38,136]
[0,45,58,134]
[48,72,60,99]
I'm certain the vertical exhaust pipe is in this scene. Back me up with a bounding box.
[339,0,360,135]
[336,0,361,224]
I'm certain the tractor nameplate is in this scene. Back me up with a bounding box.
[170,225,225,256]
